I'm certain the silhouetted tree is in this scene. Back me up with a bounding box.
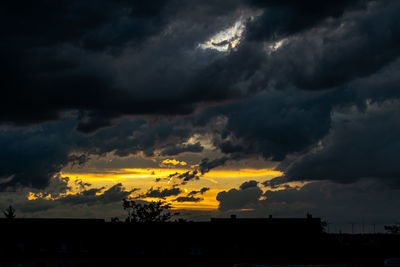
[3,205,16,219]
[111,217,120,223]
[384,223,400,234]
[123,199,178,223]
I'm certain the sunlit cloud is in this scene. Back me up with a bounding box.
[184,134,216,150]
[265,38,288,54]
[198,20,245,52]
[161,159,187,166]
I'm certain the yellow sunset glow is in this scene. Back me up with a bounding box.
[138,188,221,210]
[202,169,282,178]
[32,167,285,210]
[63,168,281,180]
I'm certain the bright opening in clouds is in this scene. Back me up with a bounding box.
[198,20,245,52]
[266,38,287,54]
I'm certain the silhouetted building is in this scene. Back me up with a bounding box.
[0,216,398,266]
[211,213,323,236]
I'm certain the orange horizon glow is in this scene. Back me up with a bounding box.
[61,168,282,180]
[27,167,284,210]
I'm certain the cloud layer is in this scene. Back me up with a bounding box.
[2,0,400,222]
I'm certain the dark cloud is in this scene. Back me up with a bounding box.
[81,187,104,197]
[245,0,368,42]
[139,187,182,199]
[178,171,199,184]
[2,0,400,134]
[215,177,400,226]
[58,183,135,205]
[261,179,400,224]
[160,142,204,156]
[4,182,135,215]
[200,187,210,194]
[0,0,245,132]
[168,170,200,185]
[280,101,400,185]
[69,154,90,167]
[1,0,170,51]
[184,0,396,102]
[75,179,92,191]
[262,0,400,91]
[174,196,202,203]
[200,90,333,161]
[0,123,90,191]
[216,181,263,211]
[1,182,137,218]
[0,118,195,190]
[188,0,400,163]
[262,176,289,189]
[187,187,210,196]
[0,121,82,190]
[248,179,400,225]
[32,175,72,198]
[163,157,232,185]
[165,156,232,185]
[199,157,230,175]
[187,190,198,196]
[240,180,259,190]
[86,119,192,157]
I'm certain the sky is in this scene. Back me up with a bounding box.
[1,0,400,231]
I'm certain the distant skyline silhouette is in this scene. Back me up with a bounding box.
[0,214,399,266]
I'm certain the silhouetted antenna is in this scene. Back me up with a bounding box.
[326,220,332,233]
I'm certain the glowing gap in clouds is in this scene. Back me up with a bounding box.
[27,168,283,210]
[198,20,245,51]
[61,168,282,183]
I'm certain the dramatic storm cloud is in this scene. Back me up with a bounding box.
[217,178,400,230]
[281,100,400,184]
[0,0,246,131]
[2,0,400,224]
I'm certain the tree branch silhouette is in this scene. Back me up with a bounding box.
[384,223,400,234]
[123,199,178,223]
[3,205,16,219]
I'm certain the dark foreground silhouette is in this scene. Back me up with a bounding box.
[0,215,399,267]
